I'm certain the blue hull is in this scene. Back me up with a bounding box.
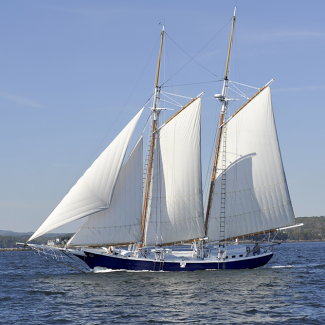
[76,252,273,271]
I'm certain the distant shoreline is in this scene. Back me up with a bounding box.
[1,240,324,252]
[240,239,325,244]
[278,240,325,243]
[0,248,32,252]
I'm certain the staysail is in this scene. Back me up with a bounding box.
[144,98,205,246]
[207,87,295,241]
[28,108,144,242]
[68,136,143,246]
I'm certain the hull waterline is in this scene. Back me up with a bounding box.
[74,250,273,272]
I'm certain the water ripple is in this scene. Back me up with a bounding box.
[0,242,325,324]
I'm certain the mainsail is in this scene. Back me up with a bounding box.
[68,136,143,246]
[28,108,144,242]
[207,87,295,241]
[144,98,205,246]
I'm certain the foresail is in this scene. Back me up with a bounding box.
[68,136,143,246]
[207,87,295,241]
[28,108,144,242]
[144,98,204,246]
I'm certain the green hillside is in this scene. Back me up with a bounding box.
[277,216,325,241]
[0,217,324,248]
[0,234,72,248]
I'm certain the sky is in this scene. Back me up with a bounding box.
[0,0,324,233]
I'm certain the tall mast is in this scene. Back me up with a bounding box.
[140,26,165,247]
[205,8,236,237]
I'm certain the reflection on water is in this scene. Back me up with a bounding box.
[1,242,325,324]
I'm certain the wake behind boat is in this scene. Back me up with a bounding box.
[19,8,302,272]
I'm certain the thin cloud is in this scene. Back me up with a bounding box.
[243,31,325,43]
[84,107,118,113]
[0,200,55,209]
[0,92,45,109]
[52,164,75,167]
[273,85,325,93]
[43,4,127,19]
[196,49,222,61]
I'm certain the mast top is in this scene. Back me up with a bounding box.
[155,25,165,89]
[224,8,236,79]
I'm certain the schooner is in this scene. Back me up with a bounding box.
[19,9,301,271]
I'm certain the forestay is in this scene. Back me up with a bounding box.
[144,98,204,246]
[28,108,144,242]
[68,137,143,246]
[207,87,295,241]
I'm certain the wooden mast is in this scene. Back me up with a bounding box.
[140,27,165,247]
[204,9,236,236]
[224,10,236,80]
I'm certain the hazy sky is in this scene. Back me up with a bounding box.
[1,0,324,233]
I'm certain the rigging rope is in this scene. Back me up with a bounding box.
[73,35,161,184]
[162,80,222,88]
[161,17,233,87]
[32,245,90,273]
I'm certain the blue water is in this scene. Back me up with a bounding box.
[1,242,325,324]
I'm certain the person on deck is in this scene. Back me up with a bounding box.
[253,242,261,256]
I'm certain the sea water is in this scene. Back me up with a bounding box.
[0,242,324,324]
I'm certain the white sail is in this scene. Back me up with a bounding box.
[68,136,143,246]
[28,108,144,242]
[207,87,295,241]
[144,98,204,246]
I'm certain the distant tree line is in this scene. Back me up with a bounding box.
[249,216,325,242]
[279,216,325,241]
[0,235,45,248]
[1,217,324,248]
[0,234,72,248]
